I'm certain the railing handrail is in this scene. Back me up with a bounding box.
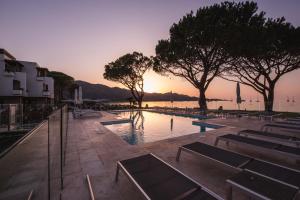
[0,120,47,159]
[86,174,95,200]
[26,190,33,200]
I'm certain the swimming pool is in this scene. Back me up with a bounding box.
[103,110,224,145]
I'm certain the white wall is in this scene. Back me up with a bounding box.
[20,61,40,97]
[0,52,54,99]
[19,61,53,98]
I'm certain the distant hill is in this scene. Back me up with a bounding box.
[75,80,198,101]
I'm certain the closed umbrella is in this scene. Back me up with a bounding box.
[170,90,174,131]
[78,86,83,104]
[236,82,242,110]
[74,88,78,105]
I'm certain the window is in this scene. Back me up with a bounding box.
[5,64,11,72]
[43,83,48,91]
[5,60,23,72]
[37,68,47,77]
[13,80,21,90]
[37,69,42,77]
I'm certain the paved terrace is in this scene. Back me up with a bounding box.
[62,112,299,200]
[0,111,299,200]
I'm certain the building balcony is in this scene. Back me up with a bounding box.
[12,89,23,96]
[42,91,50,96]
[36,76,44,81]
[3,71,15,77]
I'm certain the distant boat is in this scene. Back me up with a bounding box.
[292,97,295,103]
[287,96,290,103]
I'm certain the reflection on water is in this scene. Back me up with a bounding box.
[111,100,300,112]
[105,111,215,145]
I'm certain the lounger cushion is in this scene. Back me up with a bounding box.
[275,145,300,156]
[240,130,300,142]
[288,118,300,122]
[219,134,300,157]
[219,134,278,148]
[228,171,298,200]
[183,142,250,168]
[181,142,300,189]
[241,159,300,188]
[275,121,300,126]
[120,154,217,200]
[181,188,217,200]
[264,124,300,130]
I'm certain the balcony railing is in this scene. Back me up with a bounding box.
[42,91,50,96]
[3,71,15,77]
[36,76,44,81]
[12,89,23,96]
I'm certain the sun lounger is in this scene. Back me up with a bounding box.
[176,142,250,169]
[226,170,300,200]
[226,112,249,118]
[262,123,300,133]
[238,129,300,147]
[115,153,222,200]
[275,121,300,126]
[176,142,300,189]
[73,109,100,118]
[288,118,300,122]
[259,113,282,121]
[215,134,300,160]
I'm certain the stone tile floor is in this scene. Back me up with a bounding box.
[62,112,299,200]
[0,111,299,200]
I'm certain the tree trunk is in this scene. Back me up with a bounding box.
[263,87,274,113]
[198,89,207,112]
[138,100,142,108]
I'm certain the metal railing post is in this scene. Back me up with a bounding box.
[60,107,63,190]
[64,105,68,166]
[26,190,34,200]
[47,118,50,200]
[86,174,95,200]
[8,104,11,132]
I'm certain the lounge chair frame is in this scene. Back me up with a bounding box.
[115,153,223,200]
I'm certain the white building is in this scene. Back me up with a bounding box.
[0,49,54,104]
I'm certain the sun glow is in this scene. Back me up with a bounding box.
[143,77,159,93]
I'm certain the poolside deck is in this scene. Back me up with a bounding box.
[0,111,299,200]
[62,112,299,200]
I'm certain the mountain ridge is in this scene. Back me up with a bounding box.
[75,80,198,101]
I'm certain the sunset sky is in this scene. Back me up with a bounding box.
[1,0,300,102]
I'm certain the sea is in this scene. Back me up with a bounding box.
[111,100,300,113]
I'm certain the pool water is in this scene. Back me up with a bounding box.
[104,111,222,145]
